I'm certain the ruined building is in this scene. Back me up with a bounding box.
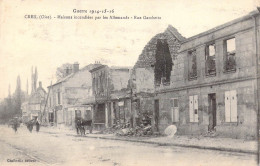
[89,64,131,130]
[132,25,185,131]
[133,10,260,139]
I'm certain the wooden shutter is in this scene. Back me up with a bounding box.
[225,91,231,122]
[174,107,179,122]
[56,93,58,105]
[230,90,237,122]
[189,96,194,122]
[171,107,174,122]
[171,98,179,122]
[171,99,174,122]
[194,95,198,122]
[174,98,179,122]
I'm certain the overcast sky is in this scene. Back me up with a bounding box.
[0,0,259,99]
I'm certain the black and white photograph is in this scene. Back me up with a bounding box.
[0,0,260,165]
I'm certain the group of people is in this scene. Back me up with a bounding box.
[9,117,41,133]
[75,117,93,135]
[25,117,41,133]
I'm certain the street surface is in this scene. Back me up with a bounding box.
[0,125,257,166]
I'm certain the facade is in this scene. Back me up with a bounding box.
[21,82,47,122]
[21,101,29,122]
[67,86,94,127]
[47,63,96,126]
[90,65,131,129]
[43,9,260,139]
[131,25,185,131]
[152,11,260,139]
[67,102,93,128]
[109,67,132,127]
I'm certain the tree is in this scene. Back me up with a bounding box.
[14,75,22,116]
[56,63,73,80]
[35,67,38,90]
[0,77,28,123]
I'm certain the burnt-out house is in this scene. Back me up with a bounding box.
[153,10,260,139]
[109,66,132,127]
[131,25,185,130]
[90,64,131,130]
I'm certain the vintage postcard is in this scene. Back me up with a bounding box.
[0,0,260,165]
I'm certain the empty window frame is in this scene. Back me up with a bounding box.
[188,50,197,80]
[205,44,216,76]
[154,39,172,86]
[224,38,236,72]
[189,95,198,122]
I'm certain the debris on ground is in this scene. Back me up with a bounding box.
[101,115,156,137]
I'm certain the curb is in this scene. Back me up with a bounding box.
[42,130,258,155]
[83,135,257,155]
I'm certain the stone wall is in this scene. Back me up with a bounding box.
[133,25,184,93]
[169,16,257,90]
[135,68,154,93]
[131,25,184,128]
[156,14,258,139]
[109,68,130,91]
[156,79,257,139]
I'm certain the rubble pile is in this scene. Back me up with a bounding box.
[101,114,157,137]
[115,124,153,137]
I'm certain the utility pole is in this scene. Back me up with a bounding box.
[41,82,51,124]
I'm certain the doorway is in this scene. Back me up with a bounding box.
[154,99,159,132]
[208,93,216,131]
[107,103,111,127]
[49,112,54,123]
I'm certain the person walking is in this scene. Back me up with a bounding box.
[35,118,40,132]
[12,122,18,133]
[11,118,19,133]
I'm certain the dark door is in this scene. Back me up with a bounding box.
[107,103,111,127]
[154,99,159,132]
[75,110,81,119]
[49,112,54,123]
[113,102,116,124]
[95,104,105,123]
[208,93,216,131]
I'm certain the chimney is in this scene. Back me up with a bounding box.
[65,67,70,75]
[69,66,73,74]
[39,81,42,88]
[73,62,79,73]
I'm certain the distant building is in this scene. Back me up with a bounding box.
[21,82,47,122]
[21,101,29,122]
[47,63,97,126]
